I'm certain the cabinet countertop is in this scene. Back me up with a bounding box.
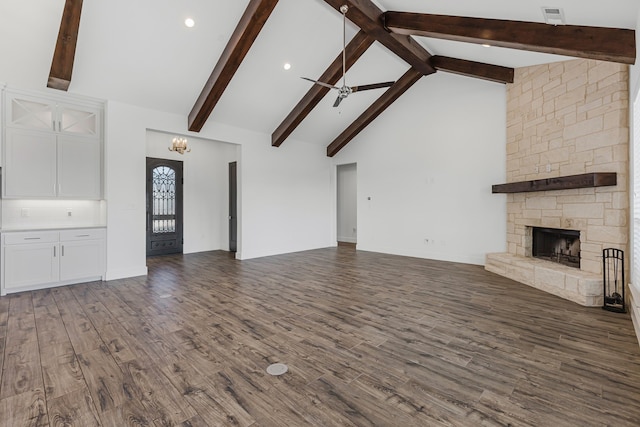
[1,225,106,233]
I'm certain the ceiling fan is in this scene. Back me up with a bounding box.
[302,5,395,107]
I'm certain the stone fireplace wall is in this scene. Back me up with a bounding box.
[487,59,629,306]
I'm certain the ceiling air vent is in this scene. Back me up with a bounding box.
[541,7,566,25]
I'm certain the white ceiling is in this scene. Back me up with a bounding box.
[0,0,637,145]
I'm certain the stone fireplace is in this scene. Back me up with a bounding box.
[485,59,629,307]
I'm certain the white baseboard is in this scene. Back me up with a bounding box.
[337,236,357,243]
[105,266,148,281]
[629,282,640,348]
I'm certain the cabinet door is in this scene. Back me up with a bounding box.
[59,239,104,281]
[58,103,100,137]
[4,243,59,289]
[6,94,55,131]
[4,128,57,198]
[57,135,102,199]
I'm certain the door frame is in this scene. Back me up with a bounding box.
[146,157,184,256]
[336,162,357,245]
[229,161,237,253]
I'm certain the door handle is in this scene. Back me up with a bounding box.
[53,246,56,257]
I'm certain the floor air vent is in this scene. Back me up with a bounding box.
[266,363,288,376]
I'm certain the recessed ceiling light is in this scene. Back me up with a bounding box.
[482,44,491,48]
[185,18,195,28]
[283,63,292,70]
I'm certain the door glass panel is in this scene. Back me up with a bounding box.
[152,166,176,233]
[11,98,53,130]
[60,107,97,135]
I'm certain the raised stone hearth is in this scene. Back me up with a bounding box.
[485,59,629,306]
[485,253,601,306]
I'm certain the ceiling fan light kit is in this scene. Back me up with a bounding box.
[301,4,395,107]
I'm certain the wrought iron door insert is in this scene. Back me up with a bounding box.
[146,157,183,256]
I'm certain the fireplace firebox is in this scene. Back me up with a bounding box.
[532,227,580,268]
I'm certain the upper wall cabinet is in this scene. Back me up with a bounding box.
[3,89,104,199]
[7,93,100,137]
[4,129,57,198]
[4,129,101,199]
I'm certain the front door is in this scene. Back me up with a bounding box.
[146,157,183,256]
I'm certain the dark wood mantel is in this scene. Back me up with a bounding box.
[492,172,617,194]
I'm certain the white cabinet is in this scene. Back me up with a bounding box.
[6,94,56,132]
[1,228,106,295]
[6,93,100,137]
[57,135,102,198]
[4,128,58,197]
[3,90,103,199]
[59,229,105,281]
[4,231,59,289]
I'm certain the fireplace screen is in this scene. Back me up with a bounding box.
[532,227,580,268]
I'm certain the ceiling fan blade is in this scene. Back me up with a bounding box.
[351,81,395,93]
[333,95,343,108]
[301,77,338,90]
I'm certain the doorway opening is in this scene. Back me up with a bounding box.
[229,161,237,253]
[146,157,184,256]
[337,163,357,247]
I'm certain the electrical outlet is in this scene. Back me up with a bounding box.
[546,164,552,172]
[21,208,29,218]
[67,208,73,217]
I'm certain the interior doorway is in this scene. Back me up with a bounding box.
[229,161,237,253]
[337,163,357,246]
[146,157,184,256]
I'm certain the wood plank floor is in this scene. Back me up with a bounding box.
[1,247,640,426]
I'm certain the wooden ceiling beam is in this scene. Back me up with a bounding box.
[431,56,514,84]
[272,31,374,147]
[188,0,279,132]
[48,0,83,91]
[322,0,436,75]
[384,12,636,65]
[326,68,422,157]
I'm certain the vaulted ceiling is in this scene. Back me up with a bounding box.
[0,0,637,154]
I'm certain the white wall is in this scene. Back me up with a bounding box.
[104,101,150,279]
[629,16,638,281]
[235,134,333,260]
[105,100,334,279]
[628,7,640,342]
[337,163,357,243]
[145,130,237,254]
[332,72,507,265]
[632,9,640,100]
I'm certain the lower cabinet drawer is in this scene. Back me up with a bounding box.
[60,228,106,242]
[4,231,59,245]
